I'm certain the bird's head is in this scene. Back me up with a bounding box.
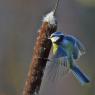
[49,32,64,43]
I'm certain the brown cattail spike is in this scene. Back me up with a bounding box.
[23,0,60,94]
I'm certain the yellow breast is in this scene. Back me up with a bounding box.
[52,43,59,54]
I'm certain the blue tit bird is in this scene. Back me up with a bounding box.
[49,32,90,85]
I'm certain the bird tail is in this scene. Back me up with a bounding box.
[71,63,90,85]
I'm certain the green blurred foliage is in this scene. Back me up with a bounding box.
[75,0,95,7]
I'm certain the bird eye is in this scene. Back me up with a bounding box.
[52,35,55,37]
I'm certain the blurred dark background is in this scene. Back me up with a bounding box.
[0,0,95,95]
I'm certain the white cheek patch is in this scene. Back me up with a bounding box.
[51,37,59,42]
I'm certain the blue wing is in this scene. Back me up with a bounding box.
[64,35,75,45]
[64,35,85,59]
[65,35,85,53]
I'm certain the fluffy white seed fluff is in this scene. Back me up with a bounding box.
[43,11,56,25]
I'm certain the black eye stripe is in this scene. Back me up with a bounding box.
[51,34,64,39]
[51,35,55,37]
